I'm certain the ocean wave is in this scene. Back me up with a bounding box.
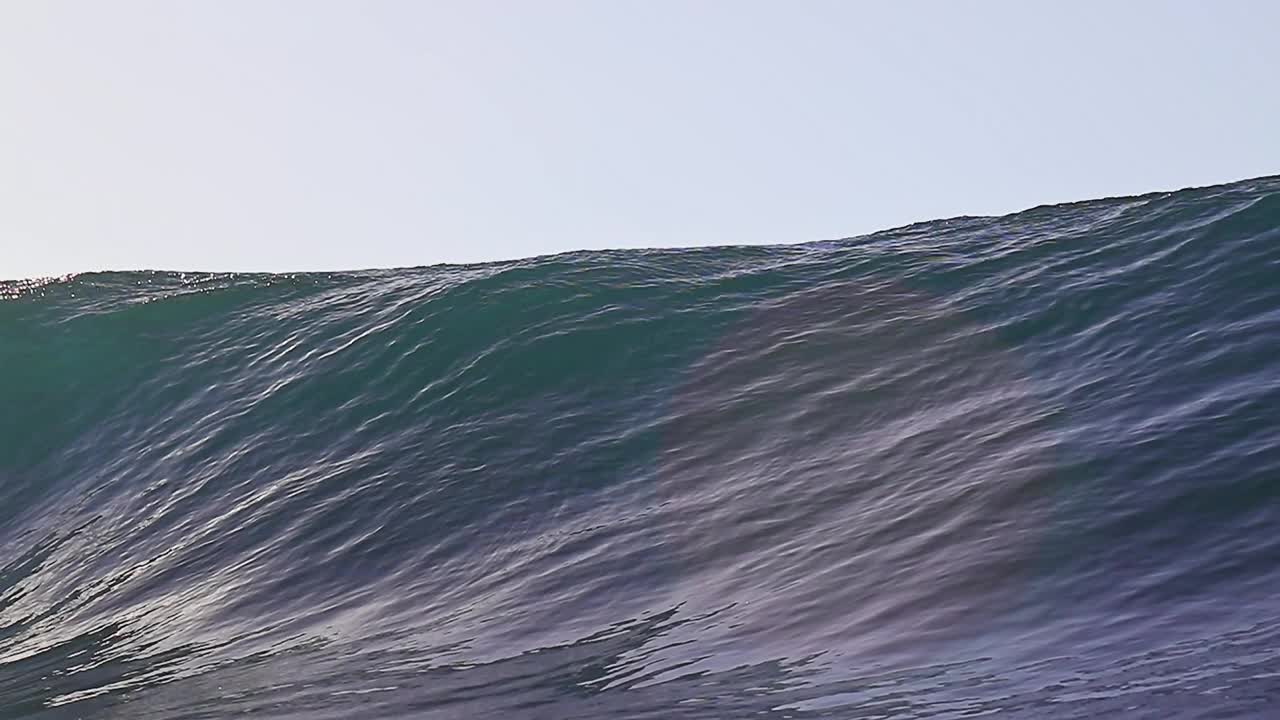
[2,175,1279,718]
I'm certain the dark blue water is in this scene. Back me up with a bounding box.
[3,174,1280,718]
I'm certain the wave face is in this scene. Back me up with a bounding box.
[3,176,1280,719]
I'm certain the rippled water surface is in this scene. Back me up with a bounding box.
[3,175,1280,718]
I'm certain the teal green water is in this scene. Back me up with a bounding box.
[2,175,1280,718]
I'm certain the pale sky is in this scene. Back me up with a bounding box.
[3,1,1277,280]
